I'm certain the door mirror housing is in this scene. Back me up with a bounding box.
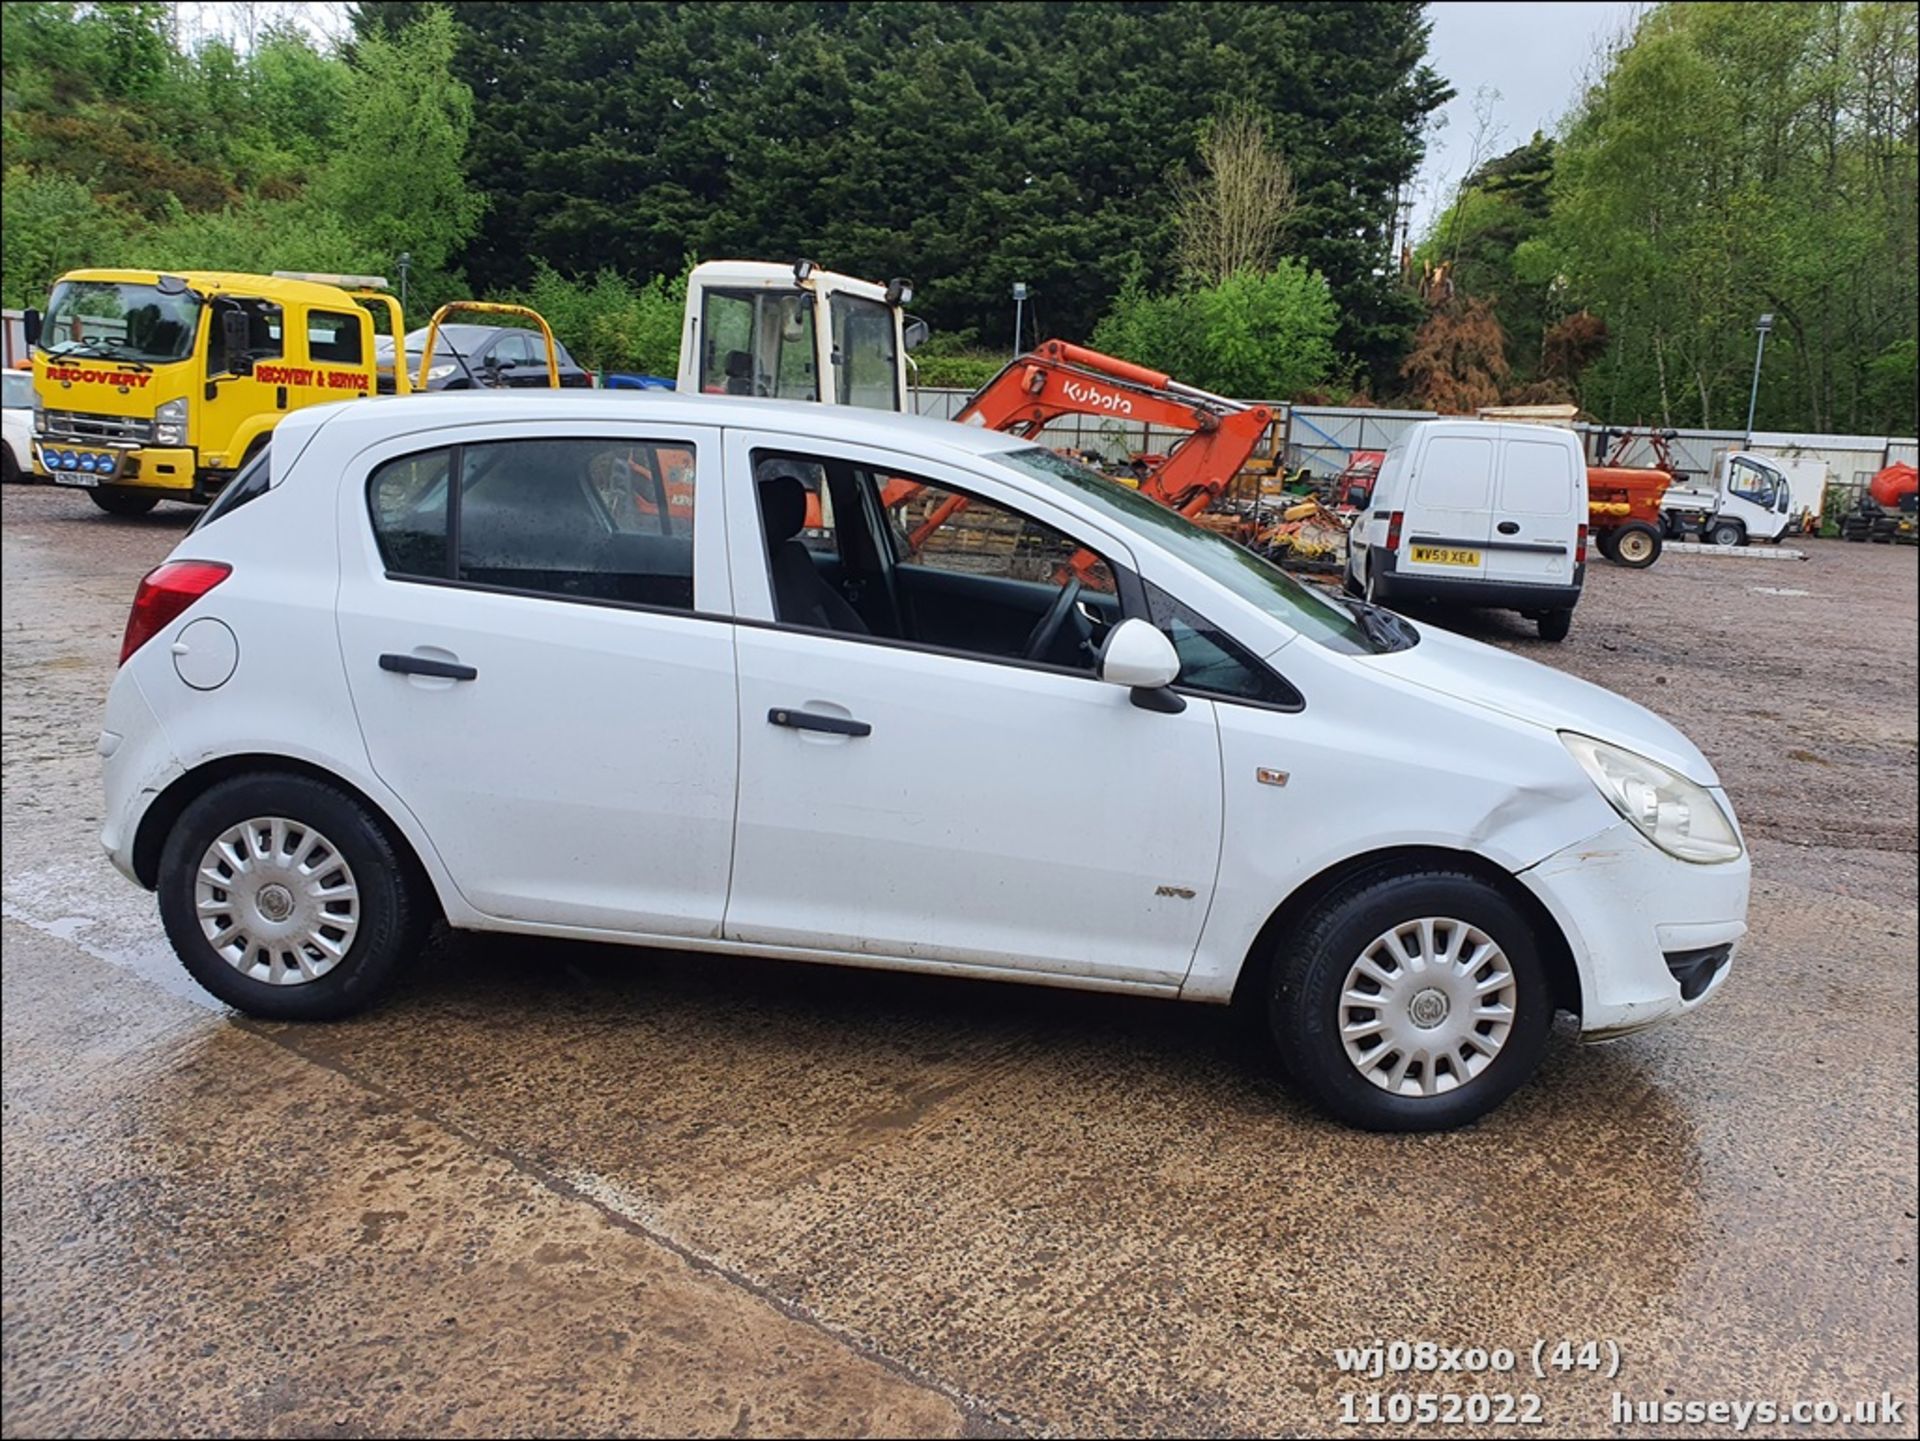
[220,309,253,375]
[1345,483,1371,510]
[1098,619,1184,712]
[22,309,41,347]
[902,317,931,353]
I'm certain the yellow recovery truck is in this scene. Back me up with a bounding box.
[26,269,558,514]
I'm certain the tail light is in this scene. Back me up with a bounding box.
[120,560,231,665]
[1385,510,1405,550]
[1575,523,1589,565]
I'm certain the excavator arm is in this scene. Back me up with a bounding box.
[880,339,1273,553]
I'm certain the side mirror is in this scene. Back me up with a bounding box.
[221,310,253,375]
[903,317,930,353]
[1346,484,1371,509]
[1098,618,1185,713]
[22,309,41,347]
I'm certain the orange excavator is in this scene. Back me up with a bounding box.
[813,340,1276,553]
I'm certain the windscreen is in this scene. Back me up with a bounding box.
[39,280,201,364]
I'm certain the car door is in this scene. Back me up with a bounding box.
[336,420,738,937]
[1401,429,1495,582]
[1484,432,1580,586]
[719,429,1226,988]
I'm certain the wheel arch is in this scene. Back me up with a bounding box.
[1227,844,1582,1020]
[131,752,445,925]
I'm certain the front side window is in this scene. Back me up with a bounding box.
[698,288,817,401]
[996,446,1398,654]
[1728,458,1780,507]
[367,437,697,610]
[208,297,284,376]
[830,294,898,410]
[307,310,364,364]
[39,280,202,364]
[888,475,1117,595]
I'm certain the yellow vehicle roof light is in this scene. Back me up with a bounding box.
[271,270,390,290]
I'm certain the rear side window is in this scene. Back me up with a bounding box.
[367,438,697,611]
[1415,435,1494,509]
[190,446,272,531]
[308,310,364,364]
[1500,438,1575,515]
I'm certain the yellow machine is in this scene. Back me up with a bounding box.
[28,268,410,514]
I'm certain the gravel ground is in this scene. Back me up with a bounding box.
[3,481,1915,1438]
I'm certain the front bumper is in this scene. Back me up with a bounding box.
[1517,815,1749,1037]
[36,443,199,493]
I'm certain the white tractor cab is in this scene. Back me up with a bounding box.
[1659,451,1804,547]
[677,260,928,411]
[1345,419,1588,642]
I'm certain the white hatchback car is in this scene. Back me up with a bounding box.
[99,394,1748,1130]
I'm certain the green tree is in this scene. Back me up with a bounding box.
[317,7,483,282]
[0,168,132,307]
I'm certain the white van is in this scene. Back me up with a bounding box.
[1345,420,1588,641]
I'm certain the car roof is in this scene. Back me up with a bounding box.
[400,323,554,346]
[279,391,1035,466]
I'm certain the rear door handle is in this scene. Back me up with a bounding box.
[1497,521,1521,535]
[768,707,871,737]
[379,653,477,681]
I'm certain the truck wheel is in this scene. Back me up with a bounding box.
[1707,519,1744,548]
[1536,609,1573,642]
[1266,867,1554,1131]
[1612,522,1662,568]
[89,487,160,517]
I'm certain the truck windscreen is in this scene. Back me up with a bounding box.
[39,281,201,365]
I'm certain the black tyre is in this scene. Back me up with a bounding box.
[2,448,19,484]
[157,773,426,1020]
[1610,521,1662,568]
[89,486,160,516]
[1594,529,1621,562]
[1267,869,1555,1131]
[1707,519,1744,547]
[1536,608,1573,642]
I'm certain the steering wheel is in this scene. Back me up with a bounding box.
[1022,577,1084,662]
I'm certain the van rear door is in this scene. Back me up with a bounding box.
[1485,432,1580,587]
[1402,429,1495,581]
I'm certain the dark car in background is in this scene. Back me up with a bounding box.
[375,324,593,392]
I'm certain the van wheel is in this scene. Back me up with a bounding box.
[89,487,160,516]
[1707,519,1744,547]
[157,773,426,1020]
[1536,609,1573,642]
[1611,522,1662,568]
[1267,868,1553,1131]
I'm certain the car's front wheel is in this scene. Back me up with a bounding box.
[1268,868,1554,1130]
[157,773,426,1020]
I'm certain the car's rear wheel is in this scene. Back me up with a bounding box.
[157,773,424,1020]
[89,486,160,516]
[1267,869,1554,1130]
[1535,608,1573,642]
[2,448,20,484]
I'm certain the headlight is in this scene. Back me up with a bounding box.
[426,364,457,381]
[33,404,45,434]
[1561,733,1742,864]
[153,397,187,447]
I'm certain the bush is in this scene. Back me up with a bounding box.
[1090,260,1338,399]
[0,166,134,308]
[909,329,1007,391]
[506,261,689,377]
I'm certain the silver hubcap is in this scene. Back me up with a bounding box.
[194,816,360,986]
[1339,917,1516,1097]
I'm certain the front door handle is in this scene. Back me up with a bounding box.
[769,707,871,737]
[380,653,477,681]
[1496,521,1521,535]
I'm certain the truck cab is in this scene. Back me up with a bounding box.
[1661,452,1796,547]
[677,260,923,412]
[29,268,402,513]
